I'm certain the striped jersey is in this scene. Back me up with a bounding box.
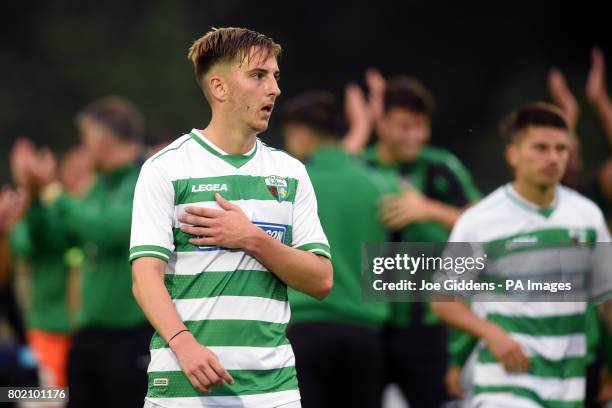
[449,183,612,408]
[130,129,330,407]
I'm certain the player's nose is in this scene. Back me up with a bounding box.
[268,78,281,97]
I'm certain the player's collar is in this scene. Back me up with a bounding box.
[190,129,258,169]
[504,182,559,218]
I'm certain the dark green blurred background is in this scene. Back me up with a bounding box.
[2,0,611,193]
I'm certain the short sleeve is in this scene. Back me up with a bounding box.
[129,162,175,263]
[443,154,482,205]
[290,164,331,260]
[448,211,475,243]
[436,212,485,300]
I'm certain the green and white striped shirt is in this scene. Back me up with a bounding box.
[449,183,611,408]
[130,130,330,407]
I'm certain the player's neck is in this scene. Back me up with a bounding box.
[377,142,398,165]
[512,179,556,209]
[98,142,140,172]
[202,114,257,155]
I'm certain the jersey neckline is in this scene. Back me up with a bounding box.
[189,129,258,169]
[503,182,559,218]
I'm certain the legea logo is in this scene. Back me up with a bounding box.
[192,183,228,193]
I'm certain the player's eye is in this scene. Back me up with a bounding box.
[252,72,265,79]
[533,144,546,151]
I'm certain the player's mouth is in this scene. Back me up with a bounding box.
[261,103,274,116]
[541,167,560,177]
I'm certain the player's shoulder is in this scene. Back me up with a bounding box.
[420,145,460,164]
[558,184,605,219]
[458,186,507,223]
[360,145,379,164]
[141,133,193,179]
[420,145,472,177]
[258,139,307,175]
[450,186,506,240]
[351,156,398,192]
[147,134,193,166]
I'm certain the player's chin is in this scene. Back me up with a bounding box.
[536,173,562,186]
[252,119,270,132]
[399,149,418,162]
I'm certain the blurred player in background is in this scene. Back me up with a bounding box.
[15,96,152,407]
[585,47,612,405]
[444,63,588,405]
[0,186,34,400]
[279,91,398,407]
[432,102,612,408]
[350,72,481,407]
[0,187,27,286]
[8,141,94,389]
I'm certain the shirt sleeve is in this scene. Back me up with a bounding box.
[129,161,175,263]
[448,211,474,243]
[437,211,483,299]
[9,220,32,259]
[448,327,479,367]
[290,164,331,260]
[52,184,133,249]
[445,212,481,363]
[441,154,482,206]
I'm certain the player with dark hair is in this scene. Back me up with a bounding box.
[353,72,481,407]
[279,90,398,407]
[433,102,612,407]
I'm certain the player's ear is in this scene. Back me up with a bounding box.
[209,75,228,102]
[422,124,431,144]
[505,144,518,168]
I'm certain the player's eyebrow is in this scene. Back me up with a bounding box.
[248,67,280,80]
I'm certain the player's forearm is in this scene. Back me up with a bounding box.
[57,194,132,246]
[244,230,333,300]
[599,299,612,335]
[132,258,189,343]
[341,122,371,154]
[448,328,479,368]
[424,199,464,229]
[0,235,11,288]
[431,299,496,340]
[40,189,132,246]
[9,221,33,259]
[593,97,612,147]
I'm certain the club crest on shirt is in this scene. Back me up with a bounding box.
[265,175,288,202]
[569,227,588,245]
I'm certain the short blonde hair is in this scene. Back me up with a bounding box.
[187,27,282,92]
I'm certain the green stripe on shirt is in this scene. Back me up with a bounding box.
[473,385,583,408]
[165,270,287,301]
[172,176,298,205]
[478,350,587,378]
[150,320,289,349]
[487,313,586,337]
[147,366,298,398]
[130,245,172,262]
[482,228,596,260]
[296,242,332,260]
